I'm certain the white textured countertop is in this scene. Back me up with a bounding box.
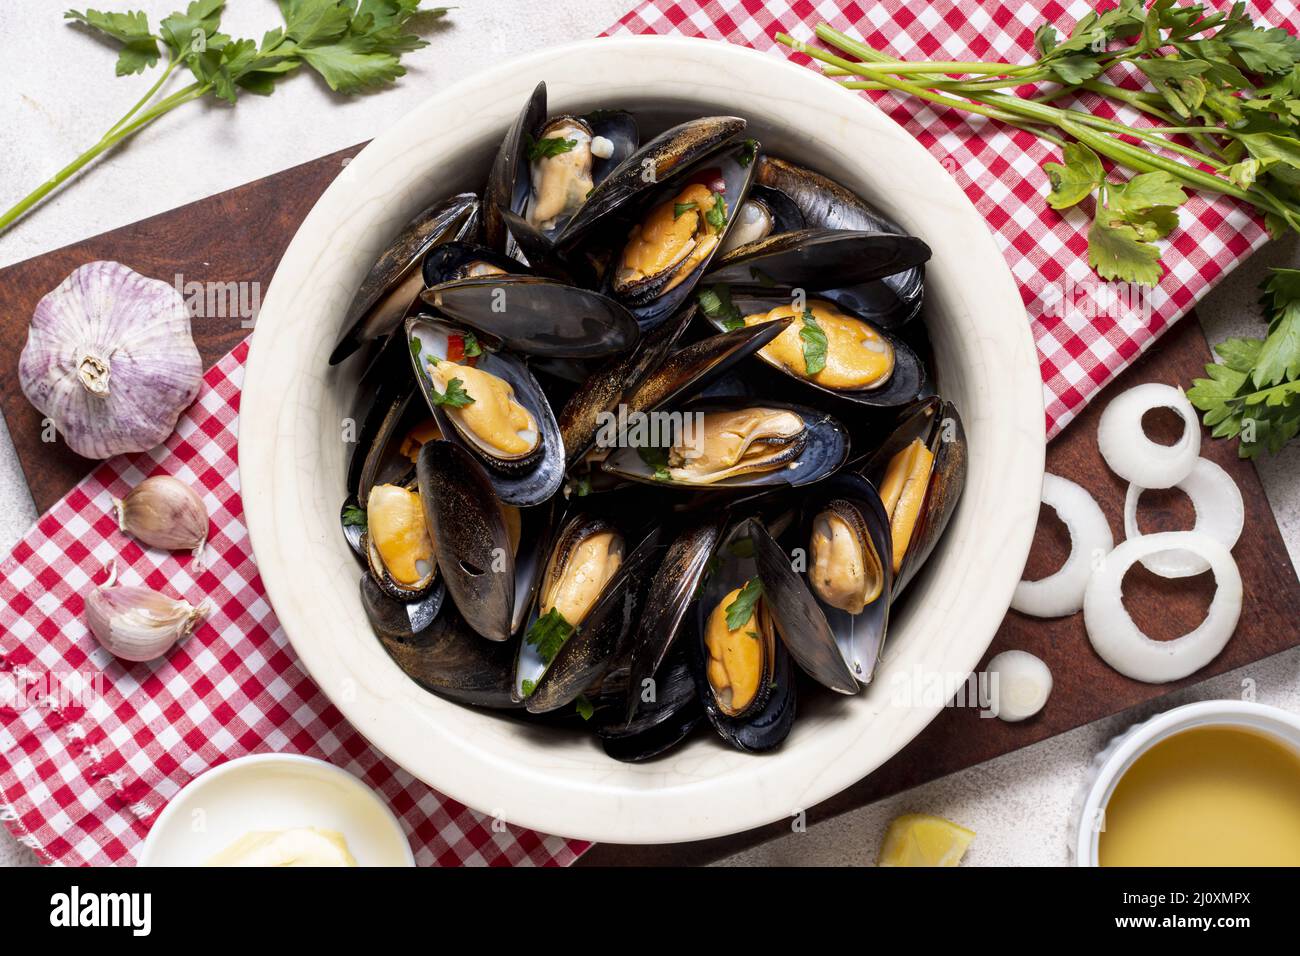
[1,0,1297,867]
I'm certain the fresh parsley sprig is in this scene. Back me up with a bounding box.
[0,1,451,235]
[1188,267,1300,458]
[525,607,573,667]
[724,577,763,631]
[799,308,828,375]
[776,2,1300,286]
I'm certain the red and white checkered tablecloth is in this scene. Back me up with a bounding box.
[2,1,1294,867]
[607,0,1298,437]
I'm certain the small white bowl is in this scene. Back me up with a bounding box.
[139,754,414,867]
[1071,700,1300,866]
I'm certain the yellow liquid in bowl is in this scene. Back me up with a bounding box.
[1100,726,1300,867]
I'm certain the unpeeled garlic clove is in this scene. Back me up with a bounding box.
[114,475,209,556]
[85,564,209,662]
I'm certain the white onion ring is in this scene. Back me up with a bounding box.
[1097,383,1200,489]
[1011,474,1113,618]
[1083,531,1242,683]
[1123,458,1244,579]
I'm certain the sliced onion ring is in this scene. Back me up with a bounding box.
[1083,530,1242,684]
[1011,474,1113,618]
[1097,383,1200,489]
[1124,457,1243,579]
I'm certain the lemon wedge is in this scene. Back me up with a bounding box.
[877,813,974,867]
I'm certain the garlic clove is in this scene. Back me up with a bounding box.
[114,475,209,557]
[85,568,209,663]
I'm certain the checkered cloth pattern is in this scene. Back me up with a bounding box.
[2,0,1293,868]
[0,342,589,866]
[606,0,1299,436]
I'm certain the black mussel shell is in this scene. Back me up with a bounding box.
[706,229,931,291]
[361,573,445,641]
[800,473,894,685]
[623,512,726,721]
[509,500,556,636]
[496,210,576,283]
[599,649,702,762]
[690,518,796,752]
[602,140,759,331]
[368,581,519,709]
[556,116,747,251]
[857,398,967,596]
[351,386,442,504]
[345,329,419,497]
[417,440,516,642]
[330,193,480,365]
[557,303,697,470]
[755,156,925,327]
[516,517,662,714]
[484,82,547,253]
[750,518,858,695]
[407,315,564,507]
[600,397,847,491]
[718,184,806,255]
[721,294,926,408]
[421,275,639,360]
[422,241,530,287]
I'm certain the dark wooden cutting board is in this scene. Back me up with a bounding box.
[1,150,1296,865]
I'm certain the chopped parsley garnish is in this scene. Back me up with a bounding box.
[574,476,592,497]
[674,200,699,218]
[409,337,422,361]
[341,505,367,529]
[738,139,759,167]
[428,376,475,408]
[520,678,536,697]
[705,192,728,231]
[525,607,573,664]
[726,537,755,560]
[799,309,828,376]
[637,445,671,481]
[527,135,577,161]
[462,331,482,358]
[575,695,595,721]
[725,577,763,631]
[697,284,744,331]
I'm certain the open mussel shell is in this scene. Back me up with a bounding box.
[417,440,516,642]
[600,397,847,491]
[564,314,787,472]
[719,184,806,255]
[755,156,925,327]
[799,474,894,685]
[690,518,796,752]
[367,581,519,709]
[340,496,367,566]
[721,294,925,408]
[623,512,727,722]
[422,241,529,287]
[330,192,480,365]
[748,518,858,695]
[599,648,703,762]
[556,115,747,251]
[407,315,564,507]
[602,139,760,331]
[509,499,556,636]
[857,398,967,596]
[515,517,662,714]
[484,82,547,253]
[706,229,931,292]
[421,275,639,360]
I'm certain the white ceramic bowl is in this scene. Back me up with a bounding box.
[140,754,414,866]
[1071,700,1300,866]
[240,36,1044,844]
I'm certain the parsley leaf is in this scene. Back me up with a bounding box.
[799,309,828,375]
[525,607,573,665]
[697,284,744,331]
[428,376,474,408]
[674,201,699,218]
[341,504,367,528]
[462,331,482,358]
[637,445,671,481]
[724,577,763,631]
[1088,213,1163,286]
[520,678,536,697]
[65,8,162,75]
[575,695,595,721]
[527,136,577,161]
[1043,142,1105,210]
[705,192,729,231]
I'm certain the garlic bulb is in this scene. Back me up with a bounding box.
[19,261,202,460]
[85,563,209,662]
[115,475,209,556]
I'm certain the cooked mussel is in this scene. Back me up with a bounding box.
[600,398,847,490]
[407,315,563,507]
[722,295,926,407]
[362,481,439,602]
[330,192,479,365]
[858,398,967,595]
[718,184,805,256]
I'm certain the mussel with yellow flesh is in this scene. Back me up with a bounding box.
[526,117,610,233]
[878,437,935,574]
[743,301,894,391]
[667,407,806,485]
[810,501,884,615]
[538,525,625,631]
[364,483,438,600]
[703,584,774,717]
[426,358,540,463]
[614,182,725,304]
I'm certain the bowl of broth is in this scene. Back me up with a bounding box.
[1074,700,1300,867]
